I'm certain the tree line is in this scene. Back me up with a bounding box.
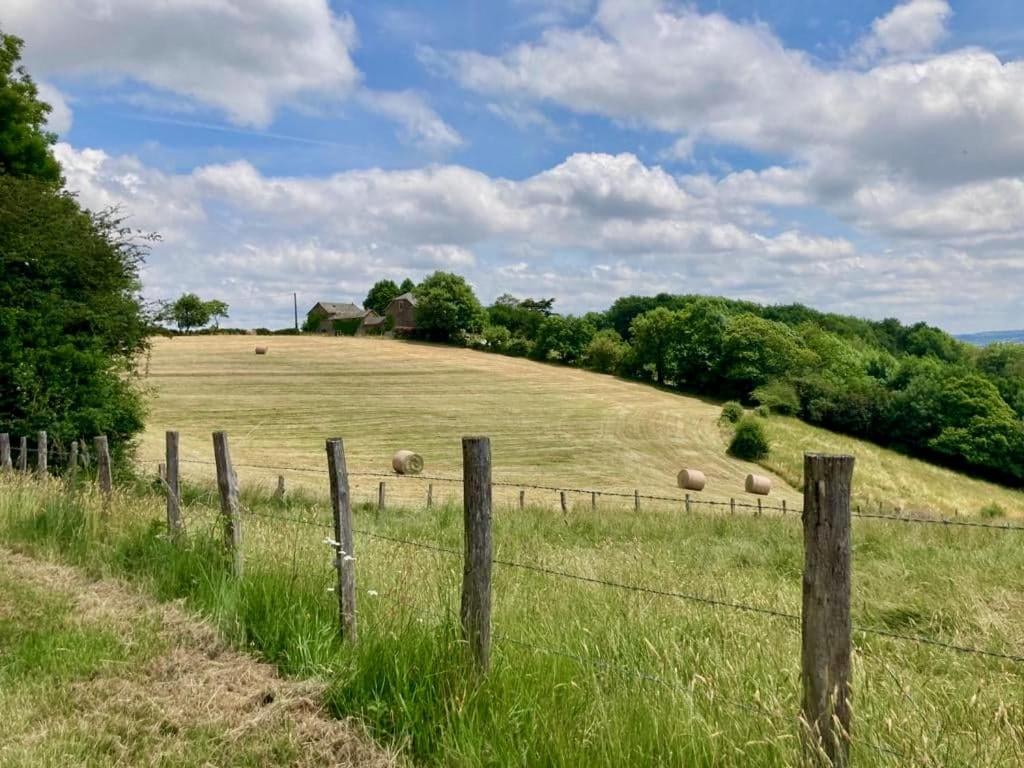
[382,272,1024,486]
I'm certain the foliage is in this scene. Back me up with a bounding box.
[728,415,771,460]
[0,33,61,183]
[412,271,485,341]
[753,381,800,416]
[398,277,416,294]
[532,315,596,365]
[157,293,229,333]
[583,330,629,374]
[720,401,745,424]
[979,502,1006,519]
[629,307,680,385]
[331,317,364,336]
[667,298,728,389]
[301,314,320,332]
[721,314,818,396]
[363,279,400,314]
[483,324,512,353]
[0,176,149,458]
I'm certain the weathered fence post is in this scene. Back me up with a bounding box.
[18,437,27,471]
[591,491,597,512]
[212,431,243,578]
[560,490,567,514]
[801,453,855,767]
[0,433,11,471]
[36,431,47,474]
[377,481,386,512]
[273,475,286,501]
[730,497,735,515]
[634,489,640,513]
[757,498,762,517]
[783,499,788,515]
[68,441,79,482]
[518,489,525,511]
[461,436,492,674]
[326,438,357,642]
[165,431,182,537]
[157,463,166,482]
[685,493,691,514]
[427,483,433,509]
[94,436,113,501]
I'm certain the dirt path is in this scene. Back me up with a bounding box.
[0,548,397,768]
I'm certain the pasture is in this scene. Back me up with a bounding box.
[139,335,1024,517]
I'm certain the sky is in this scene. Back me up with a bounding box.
[6,0,1024,332]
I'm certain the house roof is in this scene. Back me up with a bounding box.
[389,292,417,307]
[309,302,368,320]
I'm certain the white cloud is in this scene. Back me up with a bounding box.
[855,0,952,63]
[6,0,359,126]
[36,82,72,134]
[358,90,464,152]
[50,141,1024,331]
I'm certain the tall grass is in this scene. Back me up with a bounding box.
[3,473,1024,766]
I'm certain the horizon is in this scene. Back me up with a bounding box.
[8,0,1024,333]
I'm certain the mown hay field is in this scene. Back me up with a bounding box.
[139,335,1024,517]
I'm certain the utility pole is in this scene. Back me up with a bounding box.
[293,292,298,331]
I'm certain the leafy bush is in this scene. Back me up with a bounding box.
[720,401,745,424]
[752,380,800,415]
[483,324,512,353]
[728,416,771,460]
[332,317,363,336]
[504,336,533,357]
[755,405,771,418]
[980,503,1006,519]
[583,329,628,374]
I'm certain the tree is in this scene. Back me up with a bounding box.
[0,33,61,183]
[720,314,818,396]
[630,307,680,385]
[584,329,629,374]
[398,277,416,294]
[0,176,150,458]
[204,299,229,329]
[413,271,485,341]
[519,297,556,315]
[532,315,596,365]
[364,279,400,314]
[159,293,211,333]
[668,298,728,390]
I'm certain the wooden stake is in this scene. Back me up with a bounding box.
[273,474,286,501]
[757,498,762,517]
[377,481,386,512]
[782,499,788,515]
[801,453,855,767]
[685,493,691,514]
[634,489,640,513]
[461,436,492,673]
[591,491,597,512]
[0,433,11,471]
[327,438,357,642]
[560,490,567,513]
[94,436,112,501]
[427,483,433,509]
[730,497,735,515]
[18,437,27,472]
[166,431,182,537]
[157,462,166,482]
[519,489,525,511]
[36,431,47,474]
[212,431,242,578]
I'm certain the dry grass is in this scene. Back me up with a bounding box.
[0,547,397,768]
[139,335,1024,517]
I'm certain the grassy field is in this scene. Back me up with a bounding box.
[3,473,1024,766]
[139,335,1024,517]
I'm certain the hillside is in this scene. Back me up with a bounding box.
[140,336,1024,517]
[957,329,1024,346]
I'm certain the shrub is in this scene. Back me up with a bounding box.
[755,405,771,418]
[583,329,628,374]
[752,380,800,415]
[483,324,512,353]
[728,416,770,460]
[980,503,1006,519]
[720,401,745,424]
[504,336,533,357]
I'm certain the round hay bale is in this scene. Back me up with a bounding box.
[676,469,706,491]
[254,346,268,355]
[392,450,424,475]
[745,474,772,495]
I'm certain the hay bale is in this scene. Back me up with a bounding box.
[676,469,706,491]
[745,474,772,496]
[254,346,268,355]
[392,450,424,475]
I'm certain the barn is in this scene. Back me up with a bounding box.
[385,292,418,331]
[306,302,382,336]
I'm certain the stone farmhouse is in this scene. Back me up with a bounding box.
[306,293,418,336]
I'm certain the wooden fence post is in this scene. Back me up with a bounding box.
[36,431,47,474]
[273,475,286,501]
[801,453,855,767]
[757,498,762,517]
[685,493,691,514]
[18,437,27,472]
[461,436,492,674]
[326,438,357,642]
[519,489,525,511]
[634,489,640,513]
[560,490,567,513]
[377,481,386,512]
[0,433,10,471]
[427,483,433,509]
[94,436,113,501]
[68,441,78,482]
[730,497,735,515]
[591,491,597,512]
[212,431,243,579]
[165,431,182,537]
[783,499,788,515]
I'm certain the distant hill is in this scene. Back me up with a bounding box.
[956,330,1024,346]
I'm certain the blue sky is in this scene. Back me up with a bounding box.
[8,0,1024,331]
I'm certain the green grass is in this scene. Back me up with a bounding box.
[3,473,1024,766]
